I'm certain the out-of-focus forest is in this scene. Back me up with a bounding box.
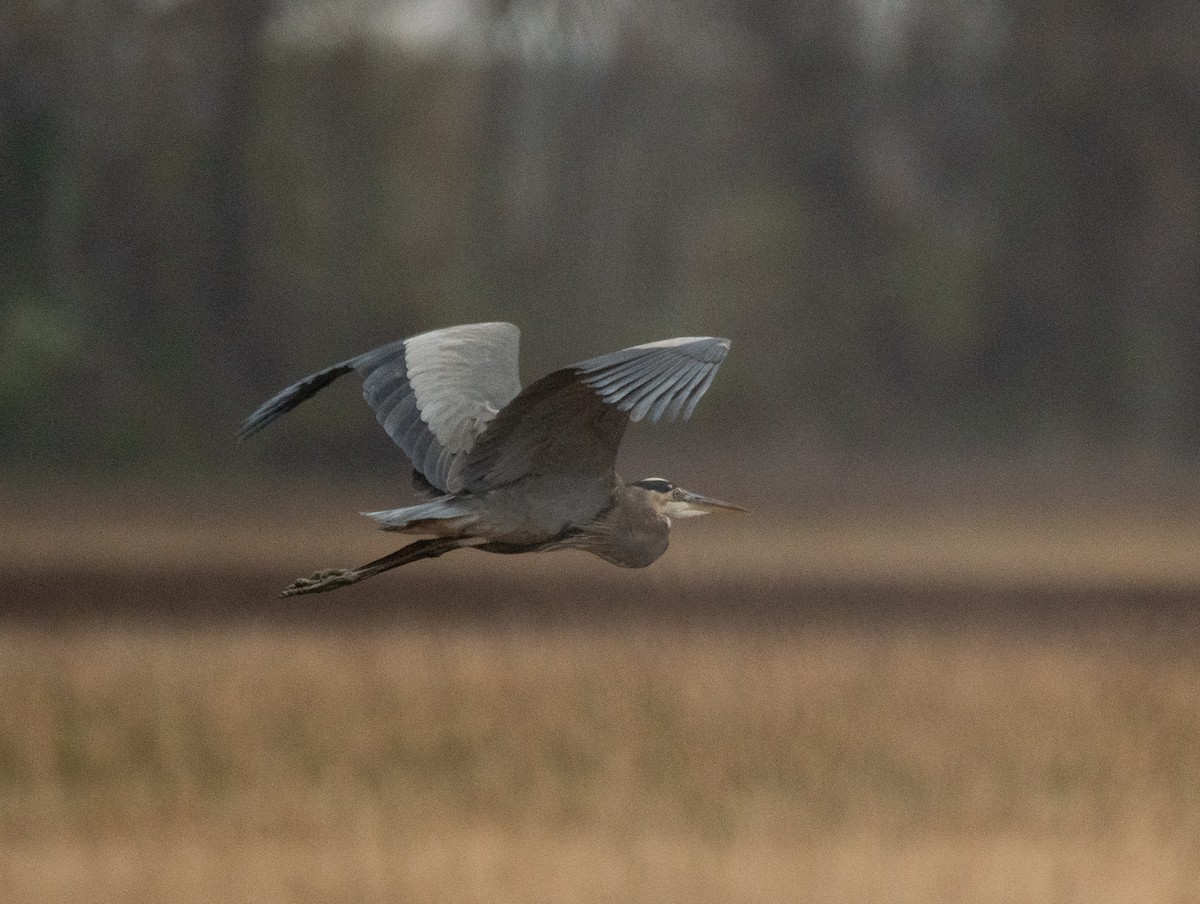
[2,0,1198,483]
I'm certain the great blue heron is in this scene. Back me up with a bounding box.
[239,322,744,595]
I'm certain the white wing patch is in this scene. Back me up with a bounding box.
[355,322,522,493]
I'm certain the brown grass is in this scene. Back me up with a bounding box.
[2,617,1199,903]
[5,492,1200,901]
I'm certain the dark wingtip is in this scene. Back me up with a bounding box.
[235,361,355,444]
[236,397,286,442]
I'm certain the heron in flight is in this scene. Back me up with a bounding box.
[239,322,744,596]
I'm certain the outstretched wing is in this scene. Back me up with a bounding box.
[461,336,730,492]
[239,322,522,493]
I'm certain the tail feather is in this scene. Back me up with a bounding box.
[362,496,477,533]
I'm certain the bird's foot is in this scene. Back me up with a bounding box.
[281,567,360,597]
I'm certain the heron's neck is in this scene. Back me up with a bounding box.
[586,483,670,568]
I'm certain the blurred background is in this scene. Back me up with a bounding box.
[3,0,1200,902]
[4,0,1199,482]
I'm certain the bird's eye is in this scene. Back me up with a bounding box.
[672,488,684,499]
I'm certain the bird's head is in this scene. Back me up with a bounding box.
[631,477,747,522]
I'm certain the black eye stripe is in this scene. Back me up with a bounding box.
[633,478,674,493]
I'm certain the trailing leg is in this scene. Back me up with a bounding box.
[281,537,467,596]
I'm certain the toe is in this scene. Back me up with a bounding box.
[280,567,358,597]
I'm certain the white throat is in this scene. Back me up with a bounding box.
[662,500,710,520]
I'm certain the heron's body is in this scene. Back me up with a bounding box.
[240,323,742,595]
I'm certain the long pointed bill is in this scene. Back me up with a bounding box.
[679,489,748,514]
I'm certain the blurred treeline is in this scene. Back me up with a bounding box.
[2,0,1198,478]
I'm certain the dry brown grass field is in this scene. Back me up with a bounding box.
[2,492,1200,903]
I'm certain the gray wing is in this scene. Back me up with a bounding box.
[238,322,523,493]
[461,336,730,492]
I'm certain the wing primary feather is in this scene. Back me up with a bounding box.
[400,415,432,451]
[579,350,672,390]
[360,366,392,397]
[664,365,706,421]
[376,383,416,423]
[584,351,674,400]
[635,360,704,422]
[680,364,720,419]
[657,360,710,421]
[351,340,406,373]
[369,374,412,415]
[238,361,354,440]
[610,355,687,414]
[408,427,435,471]
[382,392,421,441]
[365,375,409,415]
[422,436,445,485]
